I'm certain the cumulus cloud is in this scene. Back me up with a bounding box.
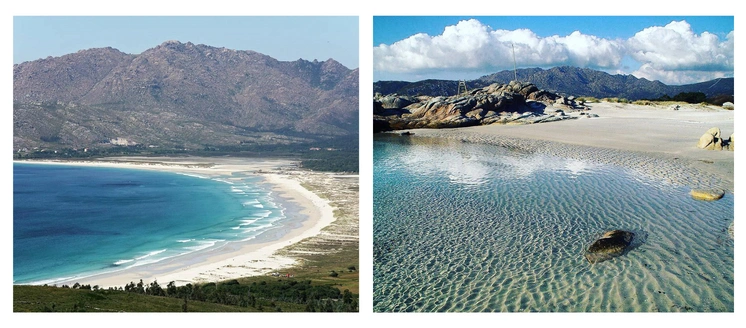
[374,19,626,74]
[374,18,734,84]
[628,21,734,84]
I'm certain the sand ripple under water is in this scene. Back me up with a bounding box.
[373,136,733,312]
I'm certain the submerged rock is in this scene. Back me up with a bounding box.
[584,230,635,263]
[689,189,725,201]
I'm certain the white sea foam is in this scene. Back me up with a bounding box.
[184,239,223,252]
[213,178,234,185]
[242,223,274,233]
[251,210,273,218]
[176,172,208,179]
[113,259,134,266]
[239,218,259,225]
[134,249,167,260]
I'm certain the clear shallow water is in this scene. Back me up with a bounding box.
[373,136,734,312]
[14,163,287,285]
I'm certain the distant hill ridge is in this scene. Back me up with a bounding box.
[14,41,358,151]
[373,66,733,100]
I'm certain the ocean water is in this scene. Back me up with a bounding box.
[373,135,734,312]
[13,163,288,285]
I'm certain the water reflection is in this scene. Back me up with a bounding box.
[374,135,599,186]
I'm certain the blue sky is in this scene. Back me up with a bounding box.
[373,16,734,84]
[13,16,359,69]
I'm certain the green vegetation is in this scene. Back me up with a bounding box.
[14,285,254,312]
[653,92,707,104]
[300,149,358,172]
[636,92,733,107]
[575,96,599,103]
[14,276,358,312]
[600,97,631,104]
[14,136,359,173]
[707,94,734,106]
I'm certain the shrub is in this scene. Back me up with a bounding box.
[707,94,734,106]
[672,92,706,104]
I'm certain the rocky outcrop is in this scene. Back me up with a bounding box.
[584,230,635,263]
[689,189,725,201]
[373,81,588,132]
[696,127,733,151]
[722,102,734,110]
[375,94,417,110]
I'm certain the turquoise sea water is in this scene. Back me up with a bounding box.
[13,163,287,285]
[373,135,734,312]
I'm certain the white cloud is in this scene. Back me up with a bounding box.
[374,18,734,85]
[628,21,734,84]
[374,19,626,74]
[632,63,731,85]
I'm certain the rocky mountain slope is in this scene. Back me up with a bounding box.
[374,66,733,100]
[14,41,358,152]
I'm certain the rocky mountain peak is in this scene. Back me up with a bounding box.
[13,41,358,151]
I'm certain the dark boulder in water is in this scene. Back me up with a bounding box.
[584,230,635,263]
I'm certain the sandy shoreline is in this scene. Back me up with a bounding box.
[14,157,337,288]
[401,102,734,191]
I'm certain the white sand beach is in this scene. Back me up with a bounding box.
[15,157,339,288]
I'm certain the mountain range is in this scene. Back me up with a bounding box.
[373,66,733,101]
[13,41,359,152]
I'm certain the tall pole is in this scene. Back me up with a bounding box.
[512,43,517,82]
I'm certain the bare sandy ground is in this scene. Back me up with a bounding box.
[15,157,340,288]
[407,102,734,191]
